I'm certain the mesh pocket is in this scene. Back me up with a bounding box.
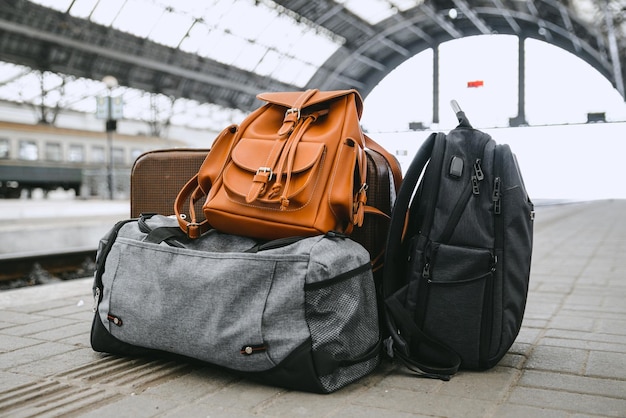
[304,263,380,392]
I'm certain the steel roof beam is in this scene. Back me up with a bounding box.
[557,2,582,53]
[452,0,493,34]
[603,0,625,96]
[490,0,521,34]
[419,3,463,39]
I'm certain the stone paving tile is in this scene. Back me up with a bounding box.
[0,310,49,326]
[0,317,78,337]
[0,334,42,352]
[518,370,626,399]
[25,321,88,342]
[0,371,39,392]
[353,385,498,417]
[9,347,99,377]
[78,393,180,418]
[524,345,589,374]
[507,386,626,417]
[435,367,520,401]
[585,351,626,380]
[491,403,570,418]
[0,341,81,369]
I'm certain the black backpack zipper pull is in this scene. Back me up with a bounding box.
[422,262,431,280]
[492,177,501,214]
[472,159,483,195]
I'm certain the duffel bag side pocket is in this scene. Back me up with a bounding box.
[304,260,380,393]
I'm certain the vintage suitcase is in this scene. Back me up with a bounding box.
[130,148,208,220]
[130,147,400,265]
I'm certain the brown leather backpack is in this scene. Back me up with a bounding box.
[175,89,400,240]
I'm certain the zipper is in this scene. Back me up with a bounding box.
[92,287,101,313]
[481,145,505,365]
[472,158,484,196]
[492,177,501,215]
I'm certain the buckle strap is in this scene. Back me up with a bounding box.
[278,89,318,136]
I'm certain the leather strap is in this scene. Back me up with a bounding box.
[174,174,210,239]
[277,89,318,136]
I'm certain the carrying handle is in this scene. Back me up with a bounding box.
[451,99,472,128]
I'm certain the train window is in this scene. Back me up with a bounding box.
[69,144,85,162]
[18,140,38,160]
[92,146,105,163]
[45,142,63,161]
[0,138,9,159]
[131,148,143,162]
[112,147,125,164]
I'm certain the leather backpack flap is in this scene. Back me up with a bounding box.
[256,89,364,119]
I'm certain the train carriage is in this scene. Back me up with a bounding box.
[0,121,184,199]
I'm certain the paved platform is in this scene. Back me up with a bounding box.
[0,200,625,417]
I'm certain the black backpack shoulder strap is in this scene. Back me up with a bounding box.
[382,131,461,380]
[383,132,438,296]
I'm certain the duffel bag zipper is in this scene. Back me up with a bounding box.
[92,287,101,313]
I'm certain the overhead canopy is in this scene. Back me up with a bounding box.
[0,0,624,132]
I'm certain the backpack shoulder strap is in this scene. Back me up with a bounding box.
[382,132,438,295]
[382,131,461,380]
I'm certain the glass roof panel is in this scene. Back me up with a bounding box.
[27,0,72,12]
[336,0,418,25]
[67,0,99,19]
[112,0,164,38]
[148,11,195,48]
[89,0,126,27]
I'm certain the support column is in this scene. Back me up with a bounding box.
[509,36,528,127]
[432,45,440,125]
[603,0,625,98]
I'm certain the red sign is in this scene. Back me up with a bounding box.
[467,80,484,88]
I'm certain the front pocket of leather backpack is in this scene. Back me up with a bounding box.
[223,138,325,210]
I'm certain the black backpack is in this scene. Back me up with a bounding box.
[382,102,534,380]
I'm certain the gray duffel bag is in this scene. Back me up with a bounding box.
[91,214,380,393]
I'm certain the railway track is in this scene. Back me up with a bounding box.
[0,248,96,290]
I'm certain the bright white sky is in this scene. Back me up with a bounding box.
[361,35,626,132]
[361,35,626,201]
